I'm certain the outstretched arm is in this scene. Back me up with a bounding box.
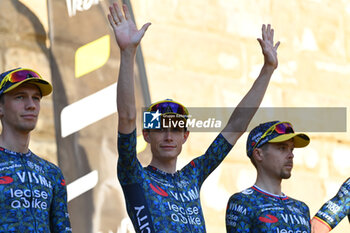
[221,24,280,144]
[108,2,151,134]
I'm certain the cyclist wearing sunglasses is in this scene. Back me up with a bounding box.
[0,68,71,232]
[226,121,311,233]
[311,177,350,233]
[108,2,279,232]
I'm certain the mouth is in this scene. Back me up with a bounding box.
[22,114,37,120]
[160,145,176,150]
[284,163,293,169]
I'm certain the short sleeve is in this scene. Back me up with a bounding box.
[117,130,143,185]
[314,178,350,229]
[226,193,252,233]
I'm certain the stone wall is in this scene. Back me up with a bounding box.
[1,0,349,232]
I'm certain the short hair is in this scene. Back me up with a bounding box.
[249,143,269,168]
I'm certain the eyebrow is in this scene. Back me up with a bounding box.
[274,141,294,147]
[10,90,42,97]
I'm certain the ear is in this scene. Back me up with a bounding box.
[0,102,4,118]
[142,129,151,143]
[252,148,264,163]
[182,131,190,144]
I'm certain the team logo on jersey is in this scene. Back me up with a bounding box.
[259,214,279,223]
[0,176,13,184]
[150,183,168,197]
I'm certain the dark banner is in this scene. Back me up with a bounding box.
[47,0,150,232]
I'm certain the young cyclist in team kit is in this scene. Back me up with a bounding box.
[0,68,71,232]
[311,177,350,233]
[108,2,279,232]
[226,121,311,233]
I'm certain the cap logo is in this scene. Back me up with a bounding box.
[251,132,263,141]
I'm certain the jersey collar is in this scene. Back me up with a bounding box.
[252,185,288,200]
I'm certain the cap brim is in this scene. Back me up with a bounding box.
[4,78,52,96]
[268,133,310,148]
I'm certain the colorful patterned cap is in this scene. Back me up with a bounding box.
[0,68,52,96]
[246,121,310,158]
[146,99,189,116]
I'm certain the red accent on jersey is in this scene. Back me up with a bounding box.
[150,183,168,197]
[61,179,66,186]
[259,214,279,223]
[0,176,13,184]
[190,161,195,168]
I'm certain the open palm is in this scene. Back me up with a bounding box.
[257,24,280,69]
[108,3,150,51]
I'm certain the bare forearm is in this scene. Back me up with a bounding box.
[117,49,137,133]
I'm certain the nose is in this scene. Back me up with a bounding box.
[25,98,37,110]
[288,149,294,159]
[163,129,173,141]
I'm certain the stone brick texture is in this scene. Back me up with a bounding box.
[0,0,349,232]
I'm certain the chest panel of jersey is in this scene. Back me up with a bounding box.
[0,148,70,232]
[118,130,233,233]
[226,186,311,233]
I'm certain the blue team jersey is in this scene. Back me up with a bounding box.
[0,147,71,232]
[313,177,350,230]
[117,130,232,233]
[226,185,311,233]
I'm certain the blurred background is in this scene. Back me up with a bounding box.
[0,0,349,232]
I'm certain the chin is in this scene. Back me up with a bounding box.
[281,173,292,179]
[20,125,36,133]
[164,152,180,159]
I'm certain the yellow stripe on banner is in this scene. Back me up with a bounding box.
[75,35,110,78]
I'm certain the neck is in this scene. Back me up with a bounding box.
[149,158,177,174]
[0,129,30,153]
[254,173,282,196]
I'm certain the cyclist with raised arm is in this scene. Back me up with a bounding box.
[108,2,279,232]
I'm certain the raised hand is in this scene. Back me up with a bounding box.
[257,24,280,69]
[108,2,151,51]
